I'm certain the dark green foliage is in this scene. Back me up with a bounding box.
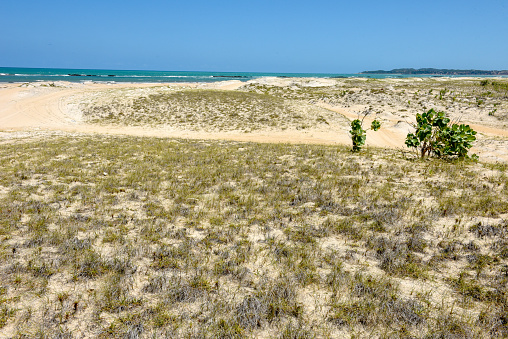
[362,68,508,76]
[350,119,366,152]
[405,109,477,159]
[371,119,381,131]
[349,113,381,152]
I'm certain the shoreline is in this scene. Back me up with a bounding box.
[3,75,508,85]
[2,67,508,86]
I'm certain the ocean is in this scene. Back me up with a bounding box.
[0,67,498,84]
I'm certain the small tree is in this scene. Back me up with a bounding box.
[350,111,381,152]
[405,109,477,159]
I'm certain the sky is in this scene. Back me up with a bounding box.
[1,0,507,73]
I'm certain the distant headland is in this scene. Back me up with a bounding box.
[360,68,508,75]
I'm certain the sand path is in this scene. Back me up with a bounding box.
[0,82,350,146]
[0,86,80,128]
[1,81,507,162]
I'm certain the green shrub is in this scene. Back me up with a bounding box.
[405,109,477,159]
[349,112,381,152]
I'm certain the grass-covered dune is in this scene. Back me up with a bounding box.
[81,89,342,133]
[241,78,508,125]
[0,135,507,338]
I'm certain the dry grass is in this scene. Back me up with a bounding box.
[241,77,508,125]
[0,133,507,338]
[81,89,343,133]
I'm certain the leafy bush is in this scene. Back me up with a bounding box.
[350,112,381,152]
[405,109,477,159]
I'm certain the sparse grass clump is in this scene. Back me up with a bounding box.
[328,273,426,331]
[0,134,506,337]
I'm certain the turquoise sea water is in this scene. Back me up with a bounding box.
[0,67,502,83]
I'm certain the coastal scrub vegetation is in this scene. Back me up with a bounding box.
[405,109,478,159]
[0,134,507,338]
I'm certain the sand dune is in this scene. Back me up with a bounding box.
[0,82,352,146]
[1,78,507,161]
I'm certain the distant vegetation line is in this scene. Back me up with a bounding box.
[361,68,508,75]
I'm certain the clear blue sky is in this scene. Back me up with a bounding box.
[1,0,507,73]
